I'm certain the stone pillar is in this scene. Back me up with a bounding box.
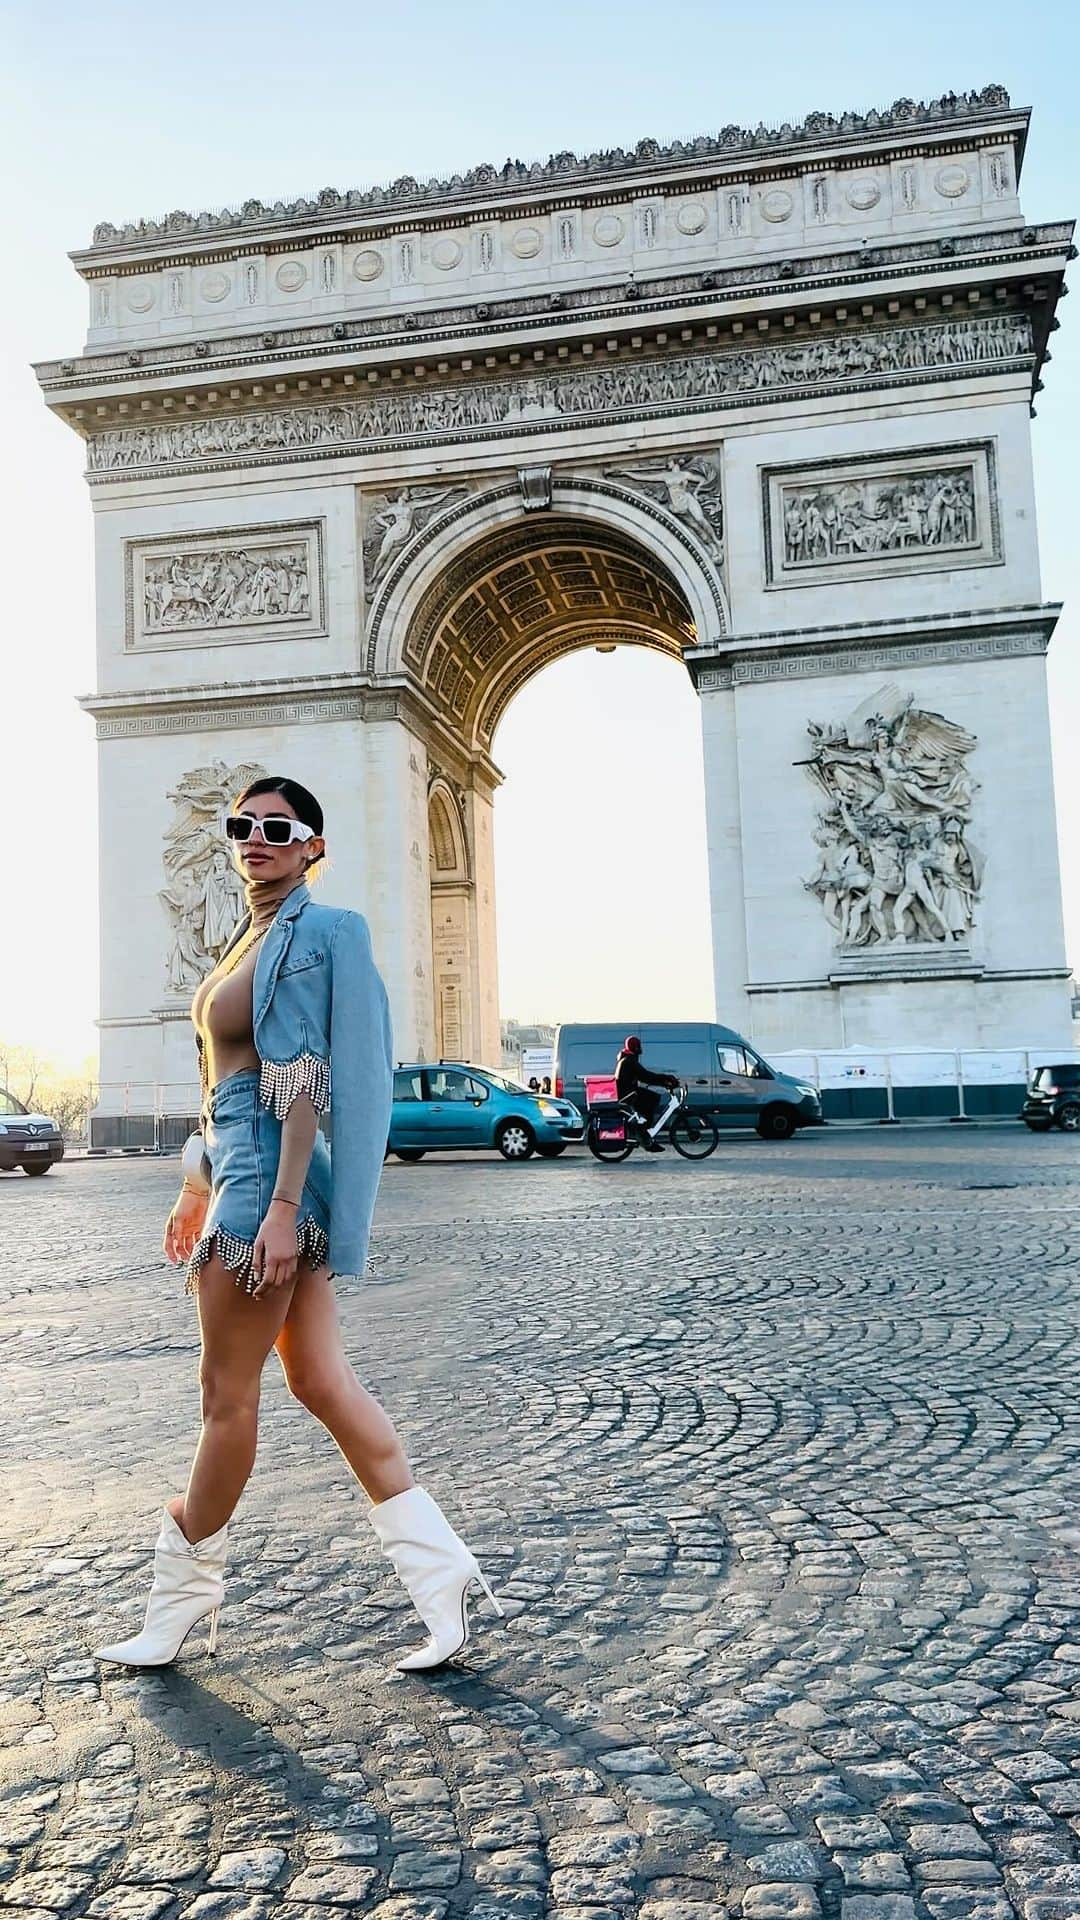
[362,717,435,1063]
[722,633,1071,1054]
[697,679,751,1035]
[466,781,501,1068]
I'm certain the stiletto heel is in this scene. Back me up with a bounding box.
[370,1488,506,1671]
[206,1606,220,1656]
[95,1511,228,1668]
[474,1569,504,1618]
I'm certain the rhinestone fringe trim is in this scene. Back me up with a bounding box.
[259,1050,331,1120]
[185,1216,330,1297]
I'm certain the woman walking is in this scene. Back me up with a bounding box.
[96,775,501,1674]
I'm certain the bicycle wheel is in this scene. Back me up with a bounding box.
[586,1115,635,1162]
[670,1110,719,1159]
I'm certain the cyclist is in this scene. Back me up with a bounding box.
[614,1036,678,1152]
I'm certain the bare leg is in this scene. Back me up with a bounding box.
[169,1255,299,1542]
[274,1267,414,1504]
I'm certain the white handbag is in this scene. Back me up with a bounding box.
[180,1130,212,1193]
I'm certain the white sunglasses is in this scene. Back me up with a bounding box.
[225,813,316,847]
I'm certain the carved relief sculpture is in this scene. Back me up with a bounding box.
[801,686,982,949]
[89,313,1033,481]
[160,760,265,992]
[782,467,975,567]
[764,443,1000,586]
[144,543,310,630]
[605,450,724,562]
[127,523,325,646]
[362,484,470,601]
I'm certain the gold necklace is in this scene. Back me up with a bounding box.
[218,919,269,980]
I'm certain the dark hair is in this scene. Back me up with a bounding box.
[235,775,324,837]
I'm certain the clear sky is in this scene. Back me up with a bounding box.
[2,0,1078,1065]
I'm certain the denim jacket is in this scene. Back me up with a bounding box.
[201,884,393,1278]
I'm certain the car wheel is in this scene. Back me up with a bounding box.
[536,1142,567,1158]
[393,1149,426,1162]
[757,1105,798,1141]
[1056,1104,1080,1132]
[22,1162,52,1176]
[496,1119,535,1160]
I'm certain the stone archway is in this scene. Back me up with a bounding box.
[397,503,703,1059]
[427,776,472,1060]
[41,91,1074,1133]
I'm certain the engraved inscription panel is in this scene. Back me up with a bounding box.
[125,521,326,648]
[762,443,1000,588]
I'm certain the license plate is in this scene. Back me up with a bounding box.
[25,1143,49,1152]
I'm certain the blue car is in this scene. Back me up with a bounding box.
[388,1064,584,1161]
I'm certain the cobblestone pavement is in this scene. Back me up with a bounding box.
[2,1127,1079,1920]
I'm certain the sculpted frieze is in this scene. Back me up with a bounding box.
[88,312,1033,480]
[763,443,1000,586]
[801,686,981,950]
[127,522,325,647]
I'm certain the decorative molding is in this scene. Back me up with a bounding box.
[801,684,981,954]
[762,441,1000,588]
[690,625,1051,689]
[125,520,325,649]
[94,693,367,739]
[39,223,1070,396]
[86,312,1035,483]
[365,473,728,669]
[745,964,1070,994]
[86,88,1014,249]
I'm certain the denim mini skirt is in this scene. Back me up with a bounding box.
[186,1067,332,1297]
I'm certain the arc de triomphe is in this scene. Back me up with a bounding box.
[37,86,1073,1128]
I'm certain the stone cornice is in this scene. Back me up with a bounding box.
[79,87,1022,260]
[80,671,503,786]
[687,602,1060,689]
[36,221,1074,402]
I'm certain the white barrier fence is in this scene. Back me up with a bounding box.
[770,1046,1080,1121]
[84,1046,1079,1140]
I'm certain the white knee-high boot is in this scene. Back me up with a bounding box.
[95,1510,227,1667]
[369,1487,503,1671]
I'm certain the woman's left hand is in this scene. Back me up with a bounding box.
[252,1202,300,1297]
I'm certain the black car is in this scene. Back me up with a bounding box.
[0,1087,66,1173]
[1021,1063,1080,1132]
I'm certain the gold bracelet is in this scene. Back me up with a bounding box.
[271,1194,300,1207]
[181,1181,207,1197]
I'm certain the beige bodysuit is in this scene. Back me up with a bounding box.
[191,937,263,1093]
